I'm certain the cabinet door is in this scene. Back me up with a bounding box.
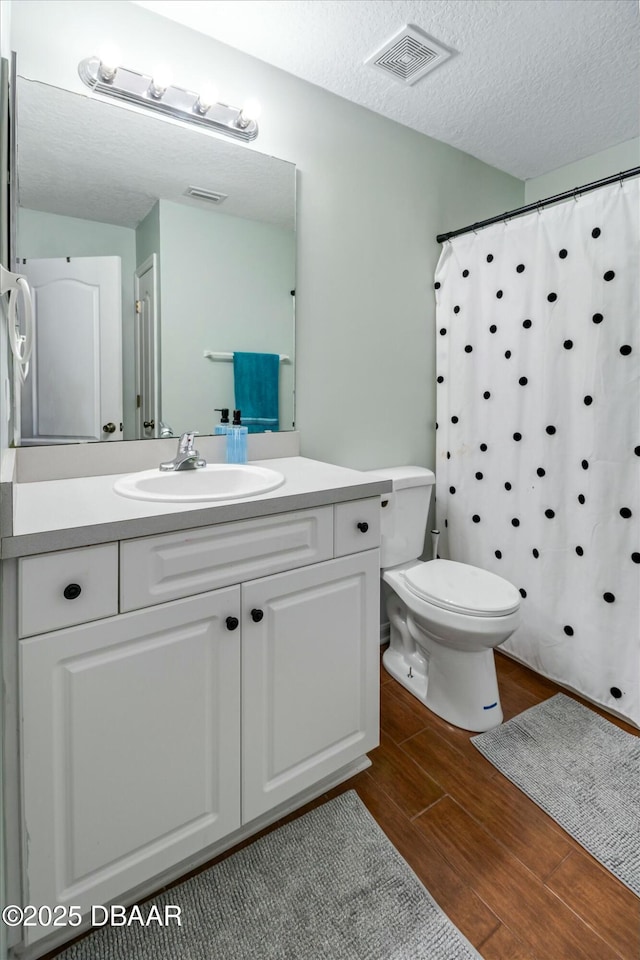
[242,550,379,823]
[20,588,241,944]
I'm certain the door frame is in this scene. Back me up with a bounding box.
[133,254,160,440]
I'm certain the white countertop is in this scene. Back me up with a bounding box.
[3,457,391,558]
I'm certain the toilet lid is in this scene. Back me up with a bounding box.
[403,560,520,617]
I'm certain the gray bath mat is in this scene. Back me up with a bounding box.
[472,693,640,897]
[57,791,481,959]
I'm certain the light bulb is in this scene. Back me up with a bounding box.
[149,63,173,99]
[97,44,122,82]
[241,98,261,122]
[194,82,218,114]
[237,98,261,128]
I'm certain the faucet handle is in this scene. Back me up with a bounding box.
[178,431,199,452]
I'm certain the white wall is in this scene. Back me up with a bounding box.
[0,48,10,457]
[9,0,524,470]
[0,0,10,59]
[525,138,640,204]
[0,13,9,959]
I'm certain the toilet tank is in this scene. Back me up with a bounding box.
[366,466,435,568]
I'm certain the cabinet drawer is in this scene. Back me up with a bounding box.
[120,507,334,611]
[333,498,381,557]
[18,544,119,638]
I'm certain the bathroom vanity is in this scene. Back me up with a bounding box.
[0,443,390,953]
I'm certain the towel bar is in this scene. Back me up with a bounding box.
[204,351,291,363]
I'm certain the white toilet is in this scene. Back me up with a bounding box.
[370,466,521,732]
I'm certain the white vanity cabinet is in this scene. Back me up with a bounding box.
[17,497,381,945]
[19,587,242,941]
[242,550,379,822]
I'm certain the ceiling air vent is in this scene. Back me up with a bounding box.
[365,24,453,85]
[185,186,228,204]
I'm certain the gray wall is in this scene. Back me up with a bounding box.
[525,137,640,203]
[9,0,523,472]
[135,201,160,269]
[157,199,295,436]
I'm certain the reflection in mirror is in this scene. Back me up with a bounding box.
[14,78,296,445]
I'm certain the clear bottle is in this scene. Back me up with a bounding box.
[214,408,230,435]
[226,409,248,464]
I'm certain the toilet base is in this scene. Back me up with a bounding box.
[382,644,429,703]
[383,641,504,733]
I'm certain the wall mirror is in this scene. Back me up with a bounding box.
[13,76,296,445]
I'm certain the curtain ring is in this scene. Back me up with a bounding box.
[573,188,580,202]
[620,173,624,188]
[536,203,542,215]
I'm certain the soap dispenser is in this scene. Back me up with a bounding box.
[214,408,230,435]
[226,409,248,464]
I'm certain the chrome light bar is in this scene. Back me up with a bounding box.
[78,56,259,142]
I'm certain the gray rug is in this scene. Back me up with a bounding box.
[471,693,640,897]
[57,791,481,959]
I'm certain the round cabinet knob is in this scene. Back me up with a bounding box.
[251,608,264,623]
[357,521,369,533]
[103,422,116,434]
[63,583,82,601]
[143,419,155,429]
[225,616,239,631]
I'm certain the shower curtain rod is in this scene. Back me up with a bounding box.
[436,165,640,243]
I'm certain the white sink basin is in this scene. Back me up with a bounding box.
[114,464,285,503]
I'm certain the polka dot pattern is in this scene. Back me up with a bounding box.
[434,177,639,726]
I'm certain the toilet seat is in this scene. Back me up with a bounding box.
[402,559,520,618]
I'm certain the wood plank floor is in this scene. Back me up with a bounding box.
[44,649,639,960]
[331,649,639,960]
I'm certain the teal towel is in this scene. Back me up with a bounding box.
[233,352,280,434]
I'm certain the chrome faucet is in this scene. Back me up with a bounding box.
[159,432,207,471]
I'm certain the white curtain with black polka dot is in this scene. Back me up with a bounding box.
[434,178,639,726]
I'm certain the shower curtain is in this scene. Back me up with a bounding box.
[434,177,639,727]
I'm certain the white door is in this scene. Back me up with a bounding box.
[19,588,241,943]
[20,256,123,443]
[134,255,159,439]
[241,551,380,823]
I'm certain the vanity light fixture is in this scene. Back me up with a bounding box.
[78,56,260,142]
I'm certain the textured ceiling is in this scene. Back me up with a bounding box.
[132,0,639,180]
[16,79,295,230]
